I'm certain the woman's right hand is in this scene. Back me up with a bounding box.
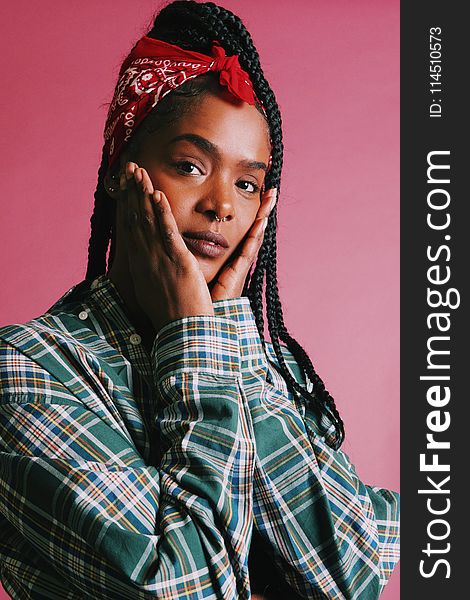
[118,161,215,334]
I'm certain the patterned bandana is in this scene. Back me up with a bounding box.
[103,36,268,170]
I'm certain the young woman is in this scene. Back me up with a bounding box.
[0,1,399,598]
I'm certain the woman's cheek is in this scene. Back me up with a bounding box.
[232,224,252,252]
[153,175,190,206]
[243,213,258,237]
[137,159,172,192]
[144,170,164,192]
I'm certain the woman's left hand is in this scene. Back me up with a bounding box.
[209,187,277,302]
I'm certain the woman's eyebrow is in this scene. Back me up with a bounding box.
[168,133,215,156]
[239,158,267,173]
[168,133,267,172]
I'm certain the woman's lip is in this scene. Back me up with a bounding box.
[183,230,229,247]
[182,235,228,258]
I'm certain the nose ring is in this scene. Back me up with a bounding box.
[215,214,227,222]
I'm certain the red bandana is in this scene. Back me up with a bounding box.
[103,36,266,169]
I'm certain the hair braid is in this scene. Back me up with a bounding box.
[85,148,114,281]
[266,213,345,447]
[85,0,345,449]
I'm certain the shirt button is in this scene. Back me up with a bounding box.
[130,333,142,345]
[90,279,99,290]
[78,310,88,320]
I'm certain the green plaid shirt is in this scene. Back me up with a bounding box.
[0,274,399,599]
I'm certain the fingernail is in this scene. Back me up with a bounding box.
[153,191,161,203]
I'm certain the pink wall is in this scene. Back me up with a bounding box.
[0,1,399,598]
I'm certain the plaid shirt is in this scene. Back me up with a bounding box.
[0,274,399,599]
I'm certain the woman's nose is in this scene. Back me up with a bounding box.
[195,178,235,222]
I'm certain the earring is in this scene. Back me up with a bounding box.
[107,173,119,194]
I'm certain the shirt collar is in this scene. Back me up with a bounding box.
[50,273,153,381]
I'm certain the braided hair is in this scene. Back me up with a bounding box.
[85,0,345,450]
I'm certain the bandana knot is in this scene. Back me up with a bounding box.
[208,42,256,105]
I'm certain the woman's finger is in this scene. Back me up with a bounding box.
[152,191,191,264]
[259,187,277,219]
[139,171,159,246]
[125,161,138,181]
[233,187,277,265]
[133,167,158,245]
[126,163,153,268]
[140,168,155,195]
[209,188,277,300]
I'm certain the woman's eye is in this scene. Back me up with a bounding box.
[237,180,260,194]
[174,161,202,175]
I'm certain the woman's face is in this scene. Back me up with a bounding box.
[121,90,271,285]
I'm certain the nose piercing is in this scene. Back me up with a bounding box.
[215,214,227,222]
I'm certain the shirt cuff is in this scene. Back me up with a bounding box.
[212,297,266,367]
[152,314,241,380]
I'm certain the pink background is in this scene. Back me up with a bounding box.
[0,0,399,598]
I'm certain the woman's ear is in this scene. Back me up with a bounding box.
[103,168,121,200]
[104,151,131,199]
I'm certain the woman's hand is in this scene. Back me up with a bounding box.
[209,187,277,302]
[119,162,214,334]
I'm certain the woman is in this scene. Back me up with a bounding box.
[0,1,399,598]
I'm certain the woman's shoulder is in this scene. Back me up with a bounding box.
[0,278,94,345]
[0,279,100,382]
[0,278,121,403]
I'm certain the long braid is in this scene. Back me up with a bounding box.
[85,0,345,449]
[85,148,113,282]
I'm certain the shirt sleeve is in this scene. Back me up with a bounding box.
[212,297,400,600]
[0,314,256,600]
